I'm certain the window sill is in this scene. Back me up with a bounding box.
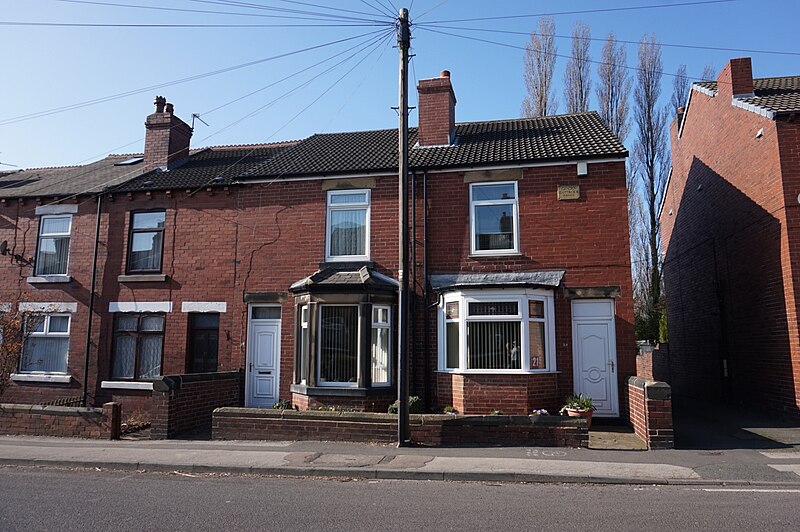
[436,369,559,375]
[11,373,72,384]
[468,252,522,259]
[290,384,394,397]
[27,275,72,284]
[118,274,168,283]
[100,381,154,391]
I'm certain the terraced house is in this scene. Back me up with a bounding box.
[1,70,635,426]
[661,58,800,420]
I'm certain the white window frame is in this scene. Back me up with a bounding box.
[437,289,556,374]
[35,214,72,276]
[20,313,71,375]
[469,181,520,255]
[317,304,360,387]
[299,305,309,385]
[370,305,391,387]
[325,189,370,262]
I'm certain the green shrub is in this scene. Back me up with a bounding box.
[272,399,292,410]
[388,396,424,414]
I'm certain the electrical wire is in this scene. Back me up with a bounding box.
[187,0,394,21]
[418,0,737,24]
[52,0,391,24]
[417,26,726,84]
[416,23,800,58]
[413,0,450,22]
[0,20,387,28]
[358,0,395,19]
[0,29,388,126]
[184,0,392,24]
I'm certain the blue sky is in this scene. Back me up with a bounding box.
[1,0,798,169]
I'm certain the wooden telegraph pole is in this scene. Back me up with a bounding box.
[396,7,411,446]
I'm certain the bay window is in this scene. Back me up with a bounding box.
[318,305,359,385]
[371,306,391,386]
[470,182,519,254]
[439,290,555,373]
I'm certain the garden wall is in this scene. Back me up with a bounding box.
[0,402,121,439]
[212,408,588,447]
[628,376,674,449]
[150,371,242,439]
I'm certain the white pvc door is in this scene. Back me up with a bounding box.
[246,318,280,408]
[571,300,619,417]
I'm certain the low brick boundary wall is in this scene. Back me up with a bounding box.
[212,408,588,447]
[0,402,121,439]
[628,376,674,449]
[151,371,242,439]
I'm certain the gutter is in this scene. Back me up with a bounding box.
[82,194,102,407]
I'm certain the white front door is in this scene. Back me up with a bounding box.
[571,299,619,417]
[246,310,281,408]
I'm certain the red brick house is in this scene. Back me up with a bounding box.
[2,71,635,419]
[660,58,800,419]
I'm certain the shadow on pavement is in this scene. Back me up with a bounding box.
[673,396,800,450]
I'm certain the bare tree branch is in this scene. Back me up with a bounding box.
[701,63,717,81]
[670,64,689,117]
[521,16,558,117]
[564,21,591,114]
[631,33,668,340]
[595,33,631,142]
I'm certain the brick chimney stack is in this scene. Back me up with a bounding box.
[144,95,193,171]
[417,70,457,147]
[717,58,755,99]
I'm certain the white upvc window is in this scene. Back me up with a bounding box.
[371,305,391,386]
[326,189,370,261]
[299,305,309,385]
[20,313,71,374]
[470,181,519,255]
[35,215,72,276]
[438,289,555,373]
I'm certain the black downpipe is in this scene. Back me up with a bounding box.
[410,171,416,397]
[422,170,431,412]
[82,194,102,407]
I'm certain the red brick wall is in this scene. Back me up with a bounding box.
[2,156,634,420]
[150,371,241,439]
[290,392,394,413]
[213,408,588,447]
[661,76,800,418]
[0,199,105,406]
[0,401,120,439]
[628,377,674,449]
[436,372,561,415]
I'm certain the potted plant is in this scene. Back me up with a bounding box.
[559,394,596,428]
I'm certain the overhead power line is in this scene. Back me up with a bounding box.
[417,26,727,84]
[189,0,393,20]
[0,29,387,126]
[418,0,737,24]
[416,24,800,57]
[52,0,392,24]
[0,20,386,28]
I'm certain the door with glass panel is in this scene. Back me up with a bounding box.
[246,306,281,408]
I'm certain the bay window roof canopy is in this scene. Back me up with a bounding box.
[290,265,398,294]
[429,271,565,293]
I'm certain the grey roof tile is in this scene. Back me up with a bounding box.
[694,76,800,115]
[0,155,146,199]
[244,111,627,179]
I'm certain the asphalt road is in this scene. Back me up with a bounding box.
[1,466,798,531]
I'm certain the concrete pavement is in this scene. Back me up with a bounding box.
[1,433,799,486]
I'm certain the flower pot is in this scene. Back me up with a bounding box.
[565,408,593,428]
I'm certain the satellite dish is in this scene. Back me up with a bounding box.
[0,240,7,255]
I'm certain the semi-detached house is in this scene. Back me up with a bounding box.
[1,70,635,421]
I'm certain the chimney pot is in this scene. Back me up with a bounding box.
[154,95,166,113]
[440,70,450,78]
[144,96,192,171]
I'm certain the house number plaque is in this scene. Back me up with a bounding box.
[557,184,580,201]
